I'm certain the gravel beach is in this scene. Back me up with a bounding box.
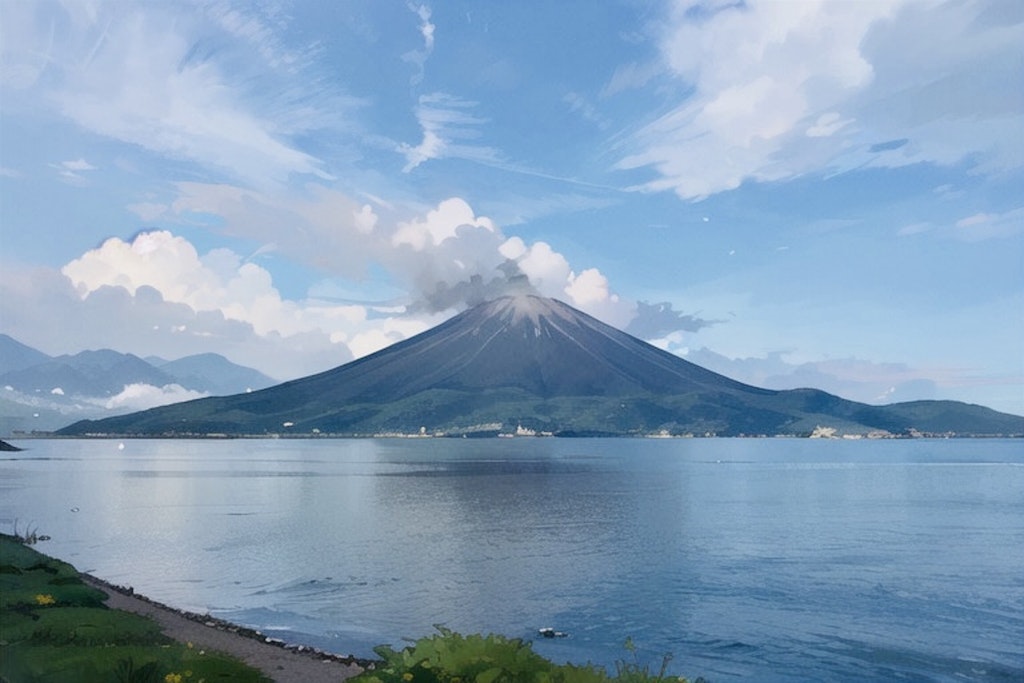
[81,574,371,683]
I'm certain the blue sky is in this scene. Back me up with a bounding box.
[1,0,1022,415]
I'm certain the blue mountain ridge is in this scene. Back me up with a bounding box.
[0,335,275,399]
[56,295,1024,438]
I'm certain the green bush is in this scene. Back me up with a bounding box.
[353,627,705,683]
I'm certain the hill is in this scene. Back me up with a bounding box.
[0,337,275,435]
[151,353,275,396]
[57,296,1024,438]
[0,334,52,375]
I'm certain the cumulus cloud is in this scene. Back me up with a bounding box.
[0,261,354,381]
[61,231,367,339]
[171,181,637,326]
[619,0,1024,199]
[392,197,496,250]
[4,182,658,380]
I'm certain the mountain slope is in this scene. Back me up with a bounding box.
[57,296,1024,437]
[155,353,276,395]
[0,350,175,397]
[0,334,52,375]
[0,337,278,435]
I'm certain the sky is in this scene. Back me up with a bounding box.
[0,0,1022,416]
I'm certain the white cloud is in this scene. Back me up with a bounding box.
[51,158,99,184]
[392,197,496,250]
[402,3,436,85]
[61,230,367,340]
[6,3,343,186]
[172,182,379,279]
[953,208,1024,242]
[345,316,438,360]
[620,0,1024,199]
[170,181,633,326]
[0,262,354,381]
[97,383,207,412]
[0,2,53,89]
[513,241,572,296]
[564,92,610,130]
[400,93,500,172]
[565,268,633,329]
[672,346,948,406]
[5,184,637,377]
[805,112,853,138]
[61,158,97,172]
[417,5,436,52]
[897,222,932,237]
[601,61,662,97]
[499,240,632,325]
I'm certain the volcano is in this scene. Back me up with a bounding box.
[58,295,1023,437]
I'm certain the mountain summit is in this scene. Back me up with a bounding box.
[330,294,755,399]
[58,295,1024,437]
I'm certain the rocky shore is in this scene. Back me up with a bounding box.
[79,573,374,683]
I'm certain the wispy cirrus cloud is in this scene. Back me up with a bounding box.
[51,158,98,184]
[897,207,1024,241]
[618,0,1024,200]
[402,3,436,85]
[2,1,352,186]
[954,208,1024,242]
[400,93,500,172]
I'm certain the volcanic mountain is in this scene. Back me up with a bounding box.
[58,295,1024,437]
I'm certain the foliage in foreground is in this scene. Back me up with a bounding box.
[353,627,707,683]
[0,532,268,683]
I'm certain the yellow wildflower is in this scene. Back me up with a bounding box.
[34,594,56,606]
[164,674,183,683]
[402,673,414,681]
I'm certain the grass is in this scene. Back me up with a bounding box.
[1,533,709,683]
[352,627,707,683]
[0,532,269,683]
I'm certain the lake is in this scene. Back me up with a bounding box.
[1,438,1021,682]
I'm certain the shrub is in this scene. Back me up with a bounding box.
[352,627,705,683]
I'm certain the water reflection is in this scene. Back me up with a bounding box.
[1,438,1021,681]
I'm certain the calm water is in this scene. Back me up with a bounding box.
[1,438,1021,682]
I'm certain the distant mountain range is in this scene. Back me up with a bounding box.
[0,334,275,434]
[57,296,1024,438]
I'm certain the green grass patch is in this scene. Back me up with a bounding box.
[0,533,269,683]
[353,627,707,683]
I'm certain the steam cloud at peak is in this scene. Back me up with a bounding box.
[22,189,715,380]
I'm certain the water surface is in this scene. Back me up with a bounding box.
[1,438,1021,682]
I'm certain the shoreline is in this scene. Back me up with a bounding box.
[78,572,376,683]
